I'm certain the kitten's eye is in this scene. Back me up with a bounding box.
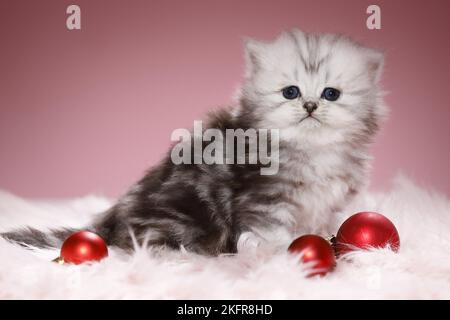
[282,86,301,100]
[321,87,340,101]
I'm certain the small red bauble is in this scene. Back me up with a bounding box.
[335,212,400,256]
[59,231,108,264]
[288,234,336,277]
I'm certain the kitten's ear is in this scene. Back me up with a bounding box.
[365,48,384,83]
[243,38,267,78]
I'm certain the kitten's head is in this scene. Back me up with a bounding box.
[240,29,386,147]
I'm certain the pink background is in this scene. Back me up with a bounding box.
[1,0,449,198]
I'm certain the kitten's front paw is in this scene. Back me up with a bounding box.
[237,232,263,253]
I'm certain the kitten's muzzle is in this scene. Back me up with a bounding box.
[303,102,318,114]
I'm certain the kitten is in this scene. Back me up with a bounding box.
[2,29,386,255]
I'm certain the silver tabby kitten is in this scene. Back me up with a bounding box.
[3,29,386,255]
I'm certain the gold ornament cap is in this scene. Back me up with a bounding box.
[52,256,65,265]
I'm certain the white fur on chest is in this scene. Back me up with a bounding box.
[240,144,367,251]
[280,147,356,223]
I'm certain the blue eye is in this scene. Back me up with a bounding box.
[321,87,341,101]
[282,86,301,100]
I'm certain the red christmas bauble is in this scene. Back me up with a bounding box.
[59,231,108,264]
[288,234,336,277]
[335,212,400,256]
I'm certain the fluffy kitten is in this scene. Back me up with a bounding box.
[2,29,386,255]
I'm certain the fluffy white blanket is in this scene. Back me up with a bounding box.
[1,175,449,299]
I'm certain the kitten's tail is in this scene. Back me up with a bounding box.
[1,227,80,249]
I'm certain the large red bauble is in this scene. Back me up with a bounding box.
[335,212,400,256]
[60,231,108,264]
[288,234,336,277]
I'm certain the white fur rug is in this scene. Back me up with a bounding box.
[1,175,450,299]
